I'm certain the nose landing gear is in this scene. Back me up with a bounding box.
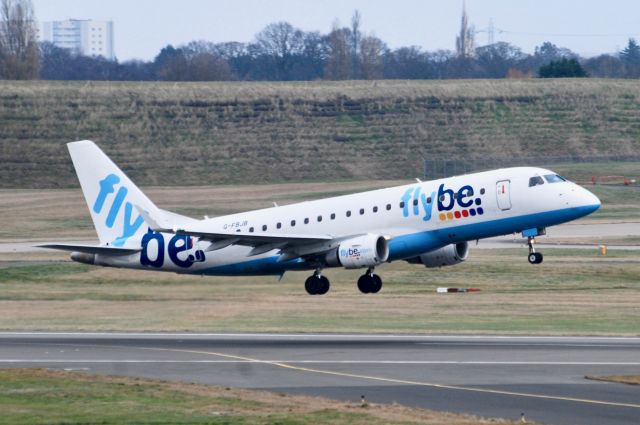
[522,228,545,264]
[527,236,543,264]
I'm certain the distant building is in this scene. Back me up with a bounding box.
[37,19,114,60]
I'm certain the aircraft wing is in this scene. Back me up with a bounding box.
[135,205,346,258]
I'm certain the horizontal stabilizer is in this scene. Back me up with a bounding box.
[35,243,140,256]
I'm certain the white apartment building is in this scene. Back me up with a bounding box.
[37,19,114,60]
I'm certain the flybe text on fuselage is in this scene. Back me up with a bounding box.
[400,183,484,223]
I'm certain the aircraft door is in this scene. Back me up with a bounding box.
[496,180,512,210]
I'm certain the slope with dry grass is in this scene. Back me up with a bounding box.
[1,79,640,188]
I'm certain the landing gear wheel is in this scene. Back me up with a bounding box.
[305,274,330,295]
[305,275,319,295]
[357,273,382,294]
[317,276,330,295]
[370,274,382,293]
[527,236,543,265]
[357,274,372,294]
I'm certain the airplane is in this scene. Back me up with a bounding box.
[39,140,601,295]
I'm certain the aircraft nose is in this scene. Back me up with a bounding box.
[579,186,601,214]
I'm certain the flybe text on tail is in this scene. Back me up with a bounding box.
[94,173,144,246]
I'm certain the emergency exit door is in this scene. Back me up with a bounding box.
[496,180,511,210]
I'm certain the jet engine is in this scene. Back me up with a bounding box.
[325,234,389,269]
[70,252,96,265]
[407,242,469,268]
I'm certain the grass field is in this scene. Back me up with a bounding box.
[1,247,638,334]
[1,79,640,188]
[0,369,521,425]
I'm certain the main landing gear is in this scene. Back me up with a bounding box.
[527,236,543,264]
[304,270,330,295]
[357,268,383,294]
[303,268,384,295]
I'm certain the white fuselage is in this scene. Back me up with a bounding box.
[98,167,600,276]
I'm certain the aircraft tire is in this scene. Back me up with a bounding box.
[534,252,543,264]
[528,253,537,264]
[305,275,320,295]
[317,276,330,295]
[357,274,373,294]
[370,274,382,293]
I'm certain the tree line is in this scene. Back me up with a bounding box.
[2,0,640,81]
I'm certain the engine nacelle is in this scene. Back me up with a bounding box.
[70,251,96,265]
[325,234,389,269]
[408,242,469,268]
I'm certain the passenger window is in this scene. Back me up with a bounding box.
[249,227,254,233]
[427,197,432,203]
[359,208,365,215]
[373,206,378,213]
[544,174,567,183]
[346,211,351,217]
[304,218,309,224]
[291,220,296,227]
[330,213,336,220]
[529,176,544,187]
[262,225,267,231]
[399,201,405,208]
[317,216,322,222]
[480,188,485,195]
[413,199,418,206]
[277,222,282,229]
[386,204,391,210]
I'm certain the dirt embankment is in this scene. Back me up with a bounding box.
[1,79,639,188]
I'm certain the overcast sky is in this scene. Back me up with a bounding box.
[33,0,640,61]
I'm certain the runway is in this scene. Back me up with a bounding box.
[1,333,639,425]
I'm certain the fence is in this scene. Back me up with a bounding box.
[423,155,640,180]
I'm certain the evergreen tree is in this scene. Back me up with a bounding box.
[538,58,588,78]
[620,38,640,78]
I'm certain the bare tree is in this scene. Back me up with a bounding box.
[0,0,38,79]
[350,10,361,79]
[324,21,351,80]
[188,52,231,81]
[455,0,474,58]
[360,35,384,79]
[255,22,304,80]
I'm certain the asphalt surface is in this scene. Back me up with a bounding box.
[1,333,639,425]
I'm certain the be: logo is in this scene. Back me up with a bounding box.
[437,184,482,211]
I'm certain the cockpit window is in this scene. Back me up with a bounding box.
[544,174,567,183]
[528,176,544,187]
